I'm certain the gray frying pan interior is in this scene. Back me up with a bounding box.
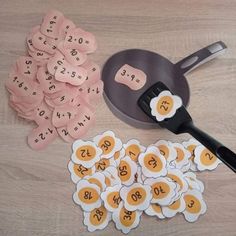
[102,41,227,129]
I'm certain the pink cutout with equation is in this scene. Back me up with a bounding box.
[115,64,147,91]
[27,122,58,150]
[64,28,97,53]
[40,10,64,38]
[57,126,75,143]
[16,56,38,80]
[67,106,95,139]
[6,9,102,150]
[37,65,66,94]
[52,105,78,127]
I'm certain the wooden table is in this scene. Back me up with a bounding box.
[0,1,236,235]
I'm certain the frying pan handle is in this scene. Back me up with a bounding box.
[175,41,227,75]
[183,121,236,173]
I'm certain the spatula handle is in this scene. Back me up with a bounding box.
[184,121,236,173]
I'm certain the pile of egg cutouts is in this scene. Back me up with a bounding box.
[68,130,221,234]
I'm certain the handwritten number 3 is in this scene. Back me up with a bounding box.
[121,70,126,76]
[123,210,132,220]
[188,200,195,208]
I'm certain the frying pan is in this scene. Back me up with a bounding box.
[101,41,227,129]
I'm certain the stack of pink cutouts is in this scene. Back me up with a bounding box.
[5,10,103,150]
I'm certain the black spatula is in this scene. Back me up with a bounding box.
[138,81,236,173]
